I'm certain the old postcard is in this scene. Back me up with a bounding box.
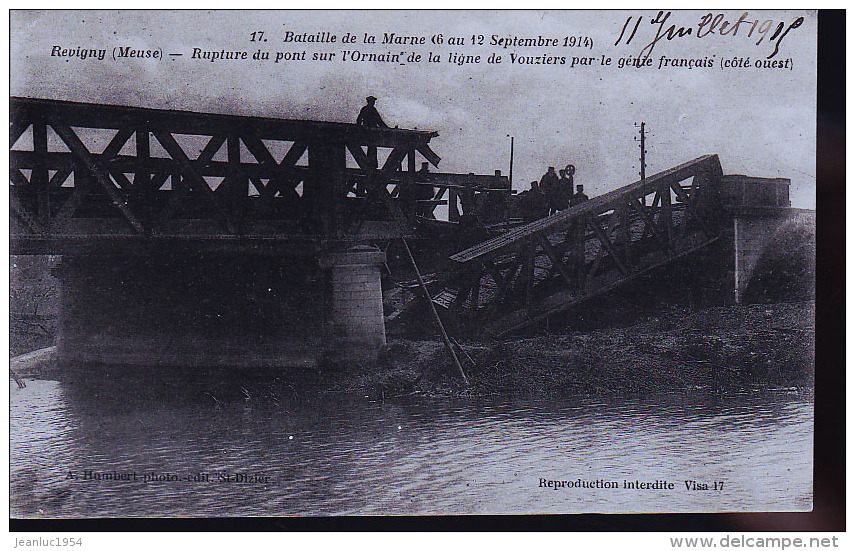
[10,10,816,519]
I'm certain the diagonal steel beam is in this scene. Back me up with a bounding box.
[670,180,712,235]
[469,274,482,314]
[9,121,30,148]
[100,128,134,159]
[537,233,576,288]
[48,119,145,234]
[49,166,73,188]
[629,196,667,248]
[10,190,45,235]
[242,136,306,202]
[346,143,372,170]
[10,167,30,187]
[352,146,410,231]
[196,134,227,163]
[416,143,441,167]
[587,216,629,276]
[51,185,87,232]
[153,130,237,235]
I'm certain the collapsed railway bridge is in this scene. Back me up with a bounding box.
[10,97,805,369]
[417,155,805,339]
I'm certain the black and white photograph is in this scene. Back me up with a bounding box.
[9,9,822,522]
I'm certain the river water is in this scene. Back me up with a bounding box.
[10,377,812,517]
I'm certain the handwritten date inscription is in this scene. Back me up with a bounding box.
[616,11,804,61]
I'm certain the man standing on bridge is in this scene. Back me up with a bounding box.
[540,166,561,215]
[357,95,388,128]
[570,184,589,207]
[357,96,387,169]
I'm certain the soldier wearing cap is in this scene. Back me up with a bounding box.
[570,184,589,207]
[357,96,387,128]
[356,96,387,169]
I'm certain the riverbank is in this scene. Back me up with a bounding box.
[12,302,813,400]
[335,301,815,398]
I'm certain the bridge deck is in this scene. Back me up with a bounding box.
[11,97,440,149]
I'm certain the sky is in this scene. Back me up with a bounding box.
[10,10,817,208]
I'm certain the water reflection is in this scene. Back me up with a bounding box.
[10,373,813,517]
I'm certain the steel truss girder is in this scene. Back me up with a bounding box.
[11,97,514,251]
[445,155,725,337]
[13,97,510,247]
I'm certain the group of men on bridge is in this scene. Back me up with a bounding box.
[356,96,589,225]
[518,165,588,222]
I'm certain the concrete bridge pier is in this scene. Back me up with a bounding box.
[319,245,387,364]
[718,175,797,304]
[733,213,794,303]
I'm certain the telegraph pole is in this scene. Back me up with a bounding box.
[507,134,514,190]
[507,134,514,226]
[635,122,647,180]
